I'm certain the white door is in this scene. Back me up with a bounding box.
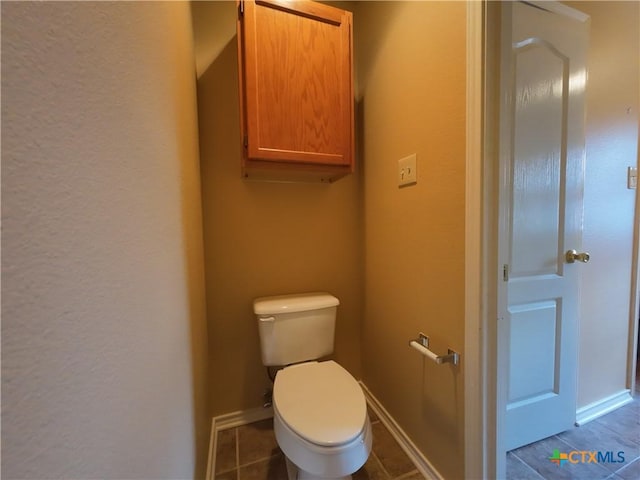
[498,1,590,451]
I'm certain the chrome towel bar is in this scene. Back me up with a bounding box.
[409,333,460,366]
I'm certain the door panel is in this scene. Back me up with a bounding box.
[511,41,567,278]
[499,1,589,451]
[508,300,559,404]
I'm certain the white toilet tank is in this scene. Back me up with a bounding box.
[254,292,339,366]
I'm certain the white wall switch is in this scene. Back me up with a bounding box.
[398,153,417,187]
[628,166,637,189]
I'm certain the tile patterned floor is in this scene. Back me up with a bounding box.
[213,407,426,480]
[507,378,640,480]
[213,380,639,480]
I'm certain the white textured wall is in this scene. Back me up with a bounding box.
[1,2,208,478]
[567,1,639,408]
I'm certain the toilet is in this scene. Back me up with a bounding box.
[254,292,372,480]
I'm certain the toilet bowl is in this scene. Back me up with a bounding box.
[273,361,372,480]
[254,293,372,480]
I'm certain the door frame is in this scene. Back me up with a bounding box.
[466,1,640,478]
[629,135,640,394]
[464,0,490,478]
[465,0,502,476]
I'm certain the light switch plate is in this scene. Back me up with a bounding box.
[628,166,637,189]
[398,154,417,187]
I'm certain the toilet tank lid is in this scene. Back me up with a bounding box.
[253,292,339,315]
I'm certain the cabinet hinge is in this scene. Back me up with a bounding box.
[238,0,244,17]
[243,134,248,148]
[503,264,509,282]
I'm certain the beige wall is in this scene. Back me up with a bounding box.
[565,1,639,408]
[192,0,238,79]
[194,2,468,475]
[355,2,467,479]
[194,1,363,416]
[1,2,209,478]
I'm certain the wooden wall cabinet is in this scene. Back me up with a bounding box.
[237,0,354,182]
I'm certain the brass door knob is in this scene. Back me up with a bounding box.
[566,249,590,263]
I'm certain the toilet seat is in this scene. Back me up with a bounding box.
[273,360,367,447]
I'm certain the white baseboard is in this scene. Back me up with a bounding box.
[205,384,443,480]
[205,406,274,480]
[575,390,633,426]
[359,382,444,480]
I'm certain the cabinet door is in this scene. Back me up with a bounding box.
[239,0,353,169]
